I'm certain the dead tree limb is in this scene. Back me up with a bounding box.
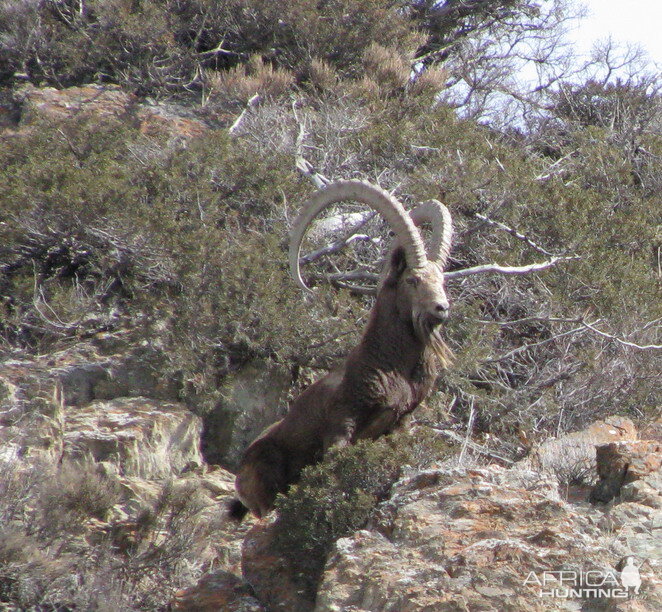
[579,319,662,351]
[445,256,578,279]
[417,423,515,465]
[293,111,329,189]
[228,93,261,136]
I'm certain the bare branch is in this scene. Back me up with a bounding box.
[579,319,662,351]
[445,256,578,279]
[300,224,378,266]
[417,422,515,465]
[458,398,476,465]
[293,109,330,189]
[483,315,662,365]
[473,212,557,256]
[486,320,592,363]
[228,93,260,136]
[534,150,578,181]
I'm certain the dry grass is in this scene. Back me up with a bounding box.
[207,55,295,105]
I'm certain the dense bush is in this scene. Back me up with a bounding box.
[0,113,362,415]
[1,71,659,441]
[274,431,454,601]
[0,0,419,94]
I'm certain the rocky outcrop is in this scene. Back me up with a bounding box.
[11,84,208,140]
[517,415,637,484]
[0,331,253,607]
[314,461,657,611]
[590,440,662,503]
[63,397,202,479]
[172,570,265,612]
[1,334,180,464]
[200,417,659,612]
[241,515,312,611]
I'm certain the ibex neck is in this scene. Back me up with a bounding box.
[361,287,425,371]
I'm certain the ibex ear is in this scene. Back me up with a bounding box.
[385,247,407,287]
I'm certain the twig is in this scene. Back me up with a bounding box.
[299,220,378,266]
[458,398,476,465]
[473,212,556,256]
[294,118,329,188]
[306,267,379,295]
[579,319,662,351]
[198,41,239,57]
[486,315,662,363]
[534,150,577,181]
[426,426,514,465]
[486,321,593,363]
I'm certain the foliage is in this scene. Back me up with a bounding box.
[0,113,361,415]
[0,0,604,126]
[1,66,659,444]
[0,0,419,95]
[274,432,454,601]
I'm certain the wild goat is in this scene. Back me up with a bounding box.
[229,180,453,520]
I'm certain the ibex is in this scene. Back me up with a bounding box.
[229,180,453,520]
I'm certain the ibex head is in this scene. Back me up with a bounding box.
[289,180,453,340]
[384,245,449,339]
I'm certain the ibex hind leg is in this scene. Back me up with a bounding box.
[234,439,289,518]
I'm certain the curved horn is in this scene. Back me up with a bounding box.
[408,199,453,269]
[289,180,427,291]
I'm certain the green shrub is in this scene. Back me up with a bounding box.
[273,431,454,601]
[0,0,420,94]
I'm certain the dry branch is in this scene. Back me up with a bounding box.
[445,256,578,279]
[294,111,330,189]
[473,212,556,256]
[419,423,515,465]
[579,319,662,351]
[228,93,261,135]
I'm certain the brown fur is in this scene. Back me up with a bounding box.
[230,248,452,519]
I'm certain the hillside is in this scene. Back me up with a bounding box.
[0,1,660,609]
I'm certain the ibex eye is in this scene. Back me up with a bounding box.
[406,276,420,286]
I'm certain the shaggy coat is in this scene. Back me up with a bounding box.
[229,248,451,520]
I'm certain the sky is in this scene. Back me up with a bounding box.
[568,0,662,68]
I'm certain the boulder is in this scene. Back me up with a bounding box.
[171,570,264,612]
[590,440,662,504]
[517,416,637,486]
[315,464,612,611]
[63,397,203,479]
[241,515,314,611]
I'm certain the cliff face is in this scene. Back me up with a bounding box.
[0,329,257,608]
